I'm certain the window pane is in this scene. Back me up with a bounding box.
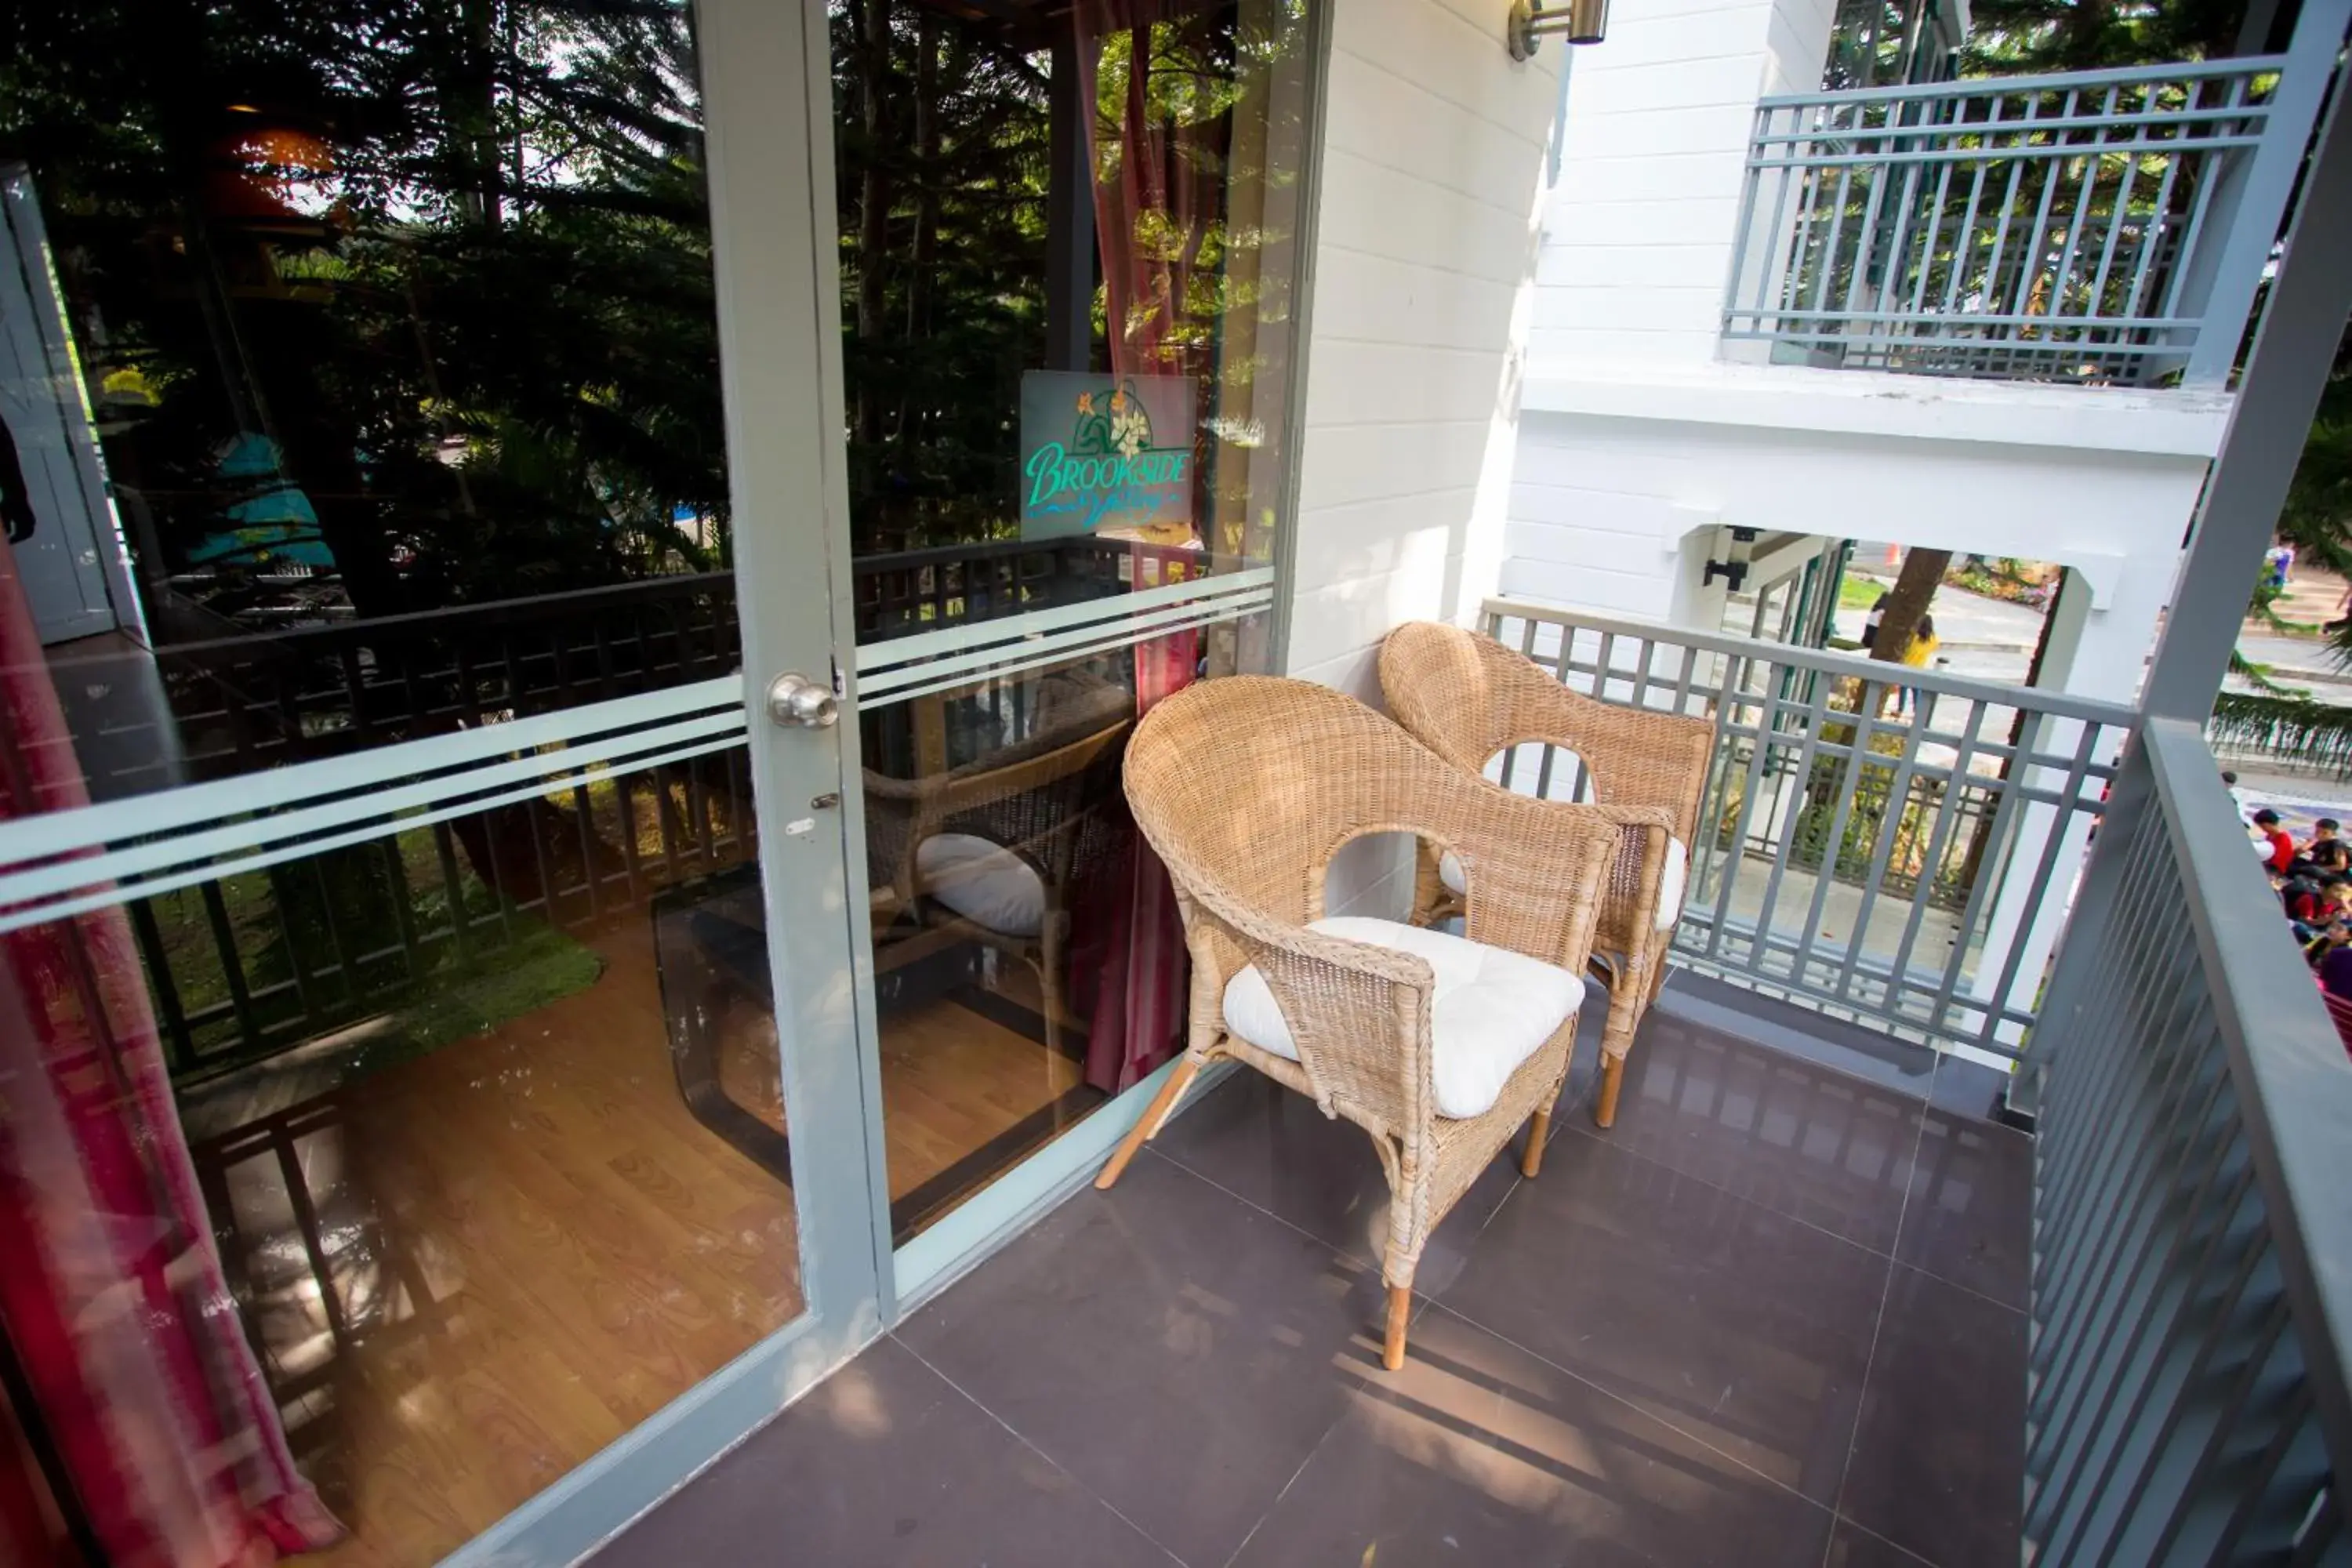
[3,0,737,810]
[829,0,1314,1240]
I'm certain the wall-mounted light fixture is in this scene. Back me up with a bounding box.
[1703,526,1759,593]
[1508,0,1610,56]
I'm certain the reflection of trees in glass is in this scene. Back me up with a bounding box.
[1087,2,1309,569]
[3,0,726,635]
[1960,0,2242,74]
[829,1,1309,564]
[833,1,1055,555]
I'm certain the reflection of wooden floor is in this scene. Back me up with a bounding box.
[282,921,800,1568]
[716,974,1098,1228]
[879,993,1096,1231]
[271,926,1084,1567]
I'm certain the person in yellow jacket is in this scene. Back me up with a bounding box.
[1860,591,1942,719]
[1895,610,1937,720]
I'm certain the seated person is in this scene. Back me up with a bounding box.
[2308,818,2350,873]
[2253,808,2297,874]
[2323,930,2352,1002]
[2283,873,2328,938]
[2305,916,2351,971]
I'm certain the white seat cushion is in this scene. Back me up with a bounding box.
[914,833,1045,938]
[1439,836,1689,933]
[1653,837,1688,930]
[1218,916,1580,1119]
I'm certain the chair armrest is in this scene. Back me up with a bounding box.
[1190,786,1614,1140]
[1176,883,1443,1135]
[1414,800,1677,935]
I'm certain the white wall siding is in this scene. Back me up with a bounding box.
[1285,0,1560,694]
[1530,0,1773,368]
[1530,0,1844,371]
[1285,0,1561,919]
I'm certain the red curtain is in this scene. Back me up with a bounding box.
[0,537,339,1567]
[1076,1,1211,1092]
[1076,0,1208,383]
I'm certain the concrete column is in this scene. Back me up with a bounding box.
[1965,561,2169,1050]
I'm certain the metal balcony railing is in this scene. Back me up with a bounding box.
[1480,598,2136,1061]
[2026,716,2352,1563]
[1721,0,2347,387]
[71,536,1166,1083]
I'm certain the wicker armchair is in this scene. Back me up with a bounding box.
[865,713,1132,1055]
[1377,622,1712,1129]
[1093,676,1618,1370]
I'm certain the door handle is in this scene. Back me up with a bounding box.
[765,672,839,728]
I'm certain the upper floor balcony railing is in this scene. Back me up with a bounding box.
[1720,0,2346,387]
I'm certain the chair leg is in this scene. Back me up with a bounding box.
[1642,931,1674,1007]
[1381,1283,1413,1371]
[1594,1054,1627,1129]
[1520,1108,1552,1178]
[1093,1054,1201,1191]
[1036,914,1068,1061]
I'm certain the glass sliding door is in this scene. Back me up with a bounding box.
[0,4,874,1564]
[822,0,1319,1268]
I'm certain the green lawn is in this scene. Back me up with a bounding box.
[1838,574,1887,610]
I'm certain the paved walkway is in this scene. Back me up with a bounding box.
[1831,575,2041,687]
[2236,630,2352,690]
[2259,563,2350,629]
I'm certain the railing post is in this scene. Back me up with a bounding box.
[2021,22,2352,1120]
[2174,0,2350,387]
[1719,102,1775,359]
[2146,34,2352,720]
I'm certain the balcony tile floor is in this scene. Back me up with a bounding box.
[593,984,2031,1568]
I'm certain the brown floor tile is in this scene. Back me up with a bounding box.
[1230,1306,1837,1568]
[587,1336,1174,1567]
[1894,1109,2034,1311]
[1838,1265,2026,1568]
[1924,1054,2014,1124]
[1826,1519,1936,1566]
[1436,1131,1886,1504]
[895,1151,1388,1568]
[1595,1012,1924,1253]
[1152,1071,1523,1296]
[1653,972,1937,1102]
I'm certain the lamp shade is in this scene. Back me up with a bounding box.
[1508,0,1610,55]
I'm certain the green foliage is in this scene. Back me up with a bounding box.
[829,2,1312,558]
[831,2,1055,553]
[2287,332,2352,636]
[1708,678,1984,910]
[143,820,605,1084]
[2211,689,2352,779]
[1959,0,2247,75]
[1838,573,1886,610]
[0,0,727,627]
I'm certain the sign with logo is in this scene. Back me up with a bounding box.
[1018,370,1196,542]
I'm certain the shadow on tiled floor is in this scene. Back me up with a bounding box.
[592,990,2029,1568]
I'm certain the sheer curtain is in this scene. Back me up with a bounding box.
[0,536,339,1566]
